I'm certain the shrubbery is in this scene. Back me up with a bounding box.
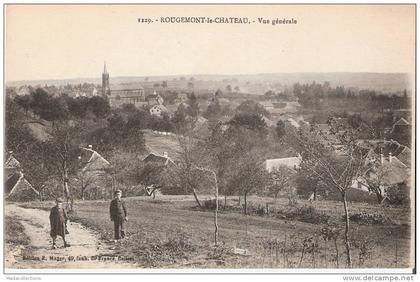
[128,229,197,267]
[385,182,410,206]
[347,212,394,225]
[275,205,330,225]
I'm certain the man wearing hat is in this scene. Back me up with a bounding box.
[49,197,70,249]
[109,190,128,242]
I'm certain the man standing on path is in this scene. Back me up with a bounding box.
[109,190,128,243]
[50,197,70,249]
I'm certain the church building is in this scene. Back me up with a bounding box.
[101,63,146,108]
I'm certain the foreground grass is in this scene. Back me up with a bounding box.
[19,196,411,269]
[5,216,30,246]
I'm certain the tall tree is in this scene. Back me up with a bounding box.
[187,92,200,121]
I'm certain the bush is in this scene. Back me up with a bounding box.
[325,188,378,204]
[385,182,410,206]
[275,205,330,224]
[202,198,224,210]
[347,212,394,225]
[163,230,196,258]
[128,228,197,267]
[208,242,230,261]
[5,216,30,245]
[254,204,266,216]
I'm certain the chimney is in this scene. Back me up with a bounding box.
[163,152,168,158]
[389,152,392,163]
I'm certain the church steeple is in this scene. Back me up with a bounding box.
[102,61,110,96]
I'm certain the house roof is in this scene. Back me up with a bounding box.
[370,157,410,186]
[261,116,275,127]
[264,156,301,172]
[286,118,300,128]
[146,94,163,100]
[393,117,410,126]
[397,146,412,167]
[5,155,21,169]
[143,152,176,167]
[372,139,410,166]
[150,105,168,112]
[82,150,111,172]
[6,171,39,199]
[6,172,21,194]
[197,116,208,124]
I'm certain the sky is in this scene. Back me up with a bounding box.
[5,4,415,82]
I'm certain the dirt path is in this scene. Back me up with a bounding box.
[5,204,138,269]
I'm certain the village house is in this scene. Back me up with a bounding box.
[140,152,178,196]
[91,87,99,96]
[146,92,164,106]
[373,139,411,167]
[150,104,169,117]
[390,117,410,134]
[357,139,412,168]
[5,154,39,202]
[16,85,31,96]
[353,151,410,199]
[143,151,176,167]
[264,156,302,173]
[79,146,113,200]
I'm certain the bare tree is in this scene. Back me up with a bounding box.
[192,166,219,246]
[362,163,391,204]
[45,121,80,208]
[288,121,368,268]
[173,130,205,208]
[268,165,296,205]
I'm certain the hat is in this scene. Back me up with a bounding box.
[56,197,64,203]
[114,190,122,195]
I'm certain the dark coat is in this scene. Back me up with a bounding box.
[49,206,68,237]
[110,198,127,222]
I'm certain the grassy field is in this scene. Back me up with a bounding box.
[143,130,181,157]
[19,195,411,269]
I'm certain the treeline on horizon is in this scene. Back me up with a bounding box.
[290,82,410,111]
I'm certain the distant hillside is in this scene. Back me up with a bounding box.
[6,72,411,93]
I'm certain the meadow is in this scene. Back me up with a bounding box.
[20,195,411,269]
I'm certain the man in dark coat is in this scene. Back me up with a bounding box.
[109,190,128,242]
[50,197,70,249]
